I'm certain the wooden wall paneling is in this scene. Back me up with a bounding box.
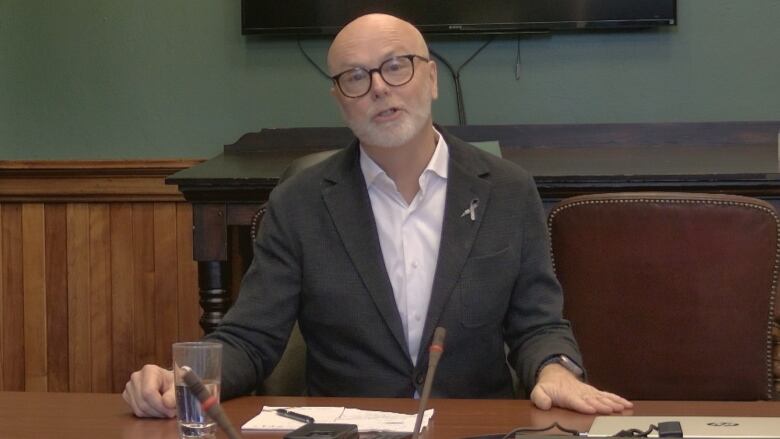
[153,203,178,367]
[66,203,91,391]
[1,204,25,391]
[45,204,69,392]
[1,160,203,394]
[22,203,47,391]
[132,204,156,367]
[110,203,136,393]
[89,204,112,392]
[177,203,201,342]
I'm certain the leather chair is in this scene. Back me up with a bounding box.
[548,192,780,400]
[248,149,338,395]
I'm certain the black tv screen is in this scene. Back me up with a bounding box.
[241,0,677,35]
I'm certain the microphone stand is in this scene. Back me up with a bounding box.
[411,327,447,439]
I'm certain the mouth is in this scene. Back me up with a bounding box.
[373,107,402,121]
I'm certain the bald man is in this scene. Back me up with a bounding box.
[123,13,631,418]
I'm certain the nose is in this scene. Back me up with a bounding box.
[368,70,390,98]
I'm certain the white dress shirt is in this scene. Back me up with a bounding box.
[359,132,449,365]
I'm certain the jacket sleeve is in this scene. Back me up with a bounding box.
[502,173,584,396]
[203,190,301,400]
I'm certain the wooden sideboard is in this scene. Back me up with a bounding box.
[166,121,780,333]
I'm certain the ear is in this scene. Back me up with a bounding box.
[428,60,439,100]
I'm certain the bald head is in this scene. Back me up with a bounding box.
[325,13,438,154]
[327,14,430,75]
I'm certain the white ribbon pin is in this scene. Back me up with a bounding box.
[460,198,479,221]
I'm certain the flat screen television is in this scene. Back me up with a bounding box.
[241,0,677,36]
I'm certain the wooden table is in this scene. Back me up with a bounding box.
[2,392,780,439]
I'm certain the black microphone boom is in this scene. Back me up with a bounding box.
[181,365,244,439]
[412,327,447,439]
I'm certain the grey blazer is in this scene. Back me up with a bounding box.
[208,129,582,399]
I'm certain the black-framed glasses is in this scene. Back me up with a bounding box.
[331,54,430,98]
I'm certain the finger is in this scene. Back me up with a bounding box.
[124,382,166,418]
[594,394,633,413]
[591,396,623,414]
[122,387,141,417]
[578,391,632,414]
[129,381,167,418]
[581,394,620,414]
[562,395,598,415]
[161,371,177,413]
[127,365,175,418]
[584,391,635,414]
[122,387,132,407]
[599,391,634,409]
[143,367,176,417]
[138,385,174,418]
[530,385,554,410]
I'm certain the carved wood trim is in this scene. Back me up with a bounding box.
[0,159,204,202]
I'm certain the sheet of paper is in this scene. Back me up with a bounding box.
[242,407,345,431]
[241,406,434,433]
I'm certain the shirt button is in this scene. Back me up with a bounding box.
[411,261,418,269]
[414,314,422,322]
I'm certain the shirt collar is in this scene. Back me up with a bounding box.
[359,128,449,188]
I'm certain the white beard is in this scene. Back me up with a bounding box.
[342,83,433,149]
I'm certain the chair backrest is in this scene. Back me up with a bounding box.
[249,149,338,396]
[548,192,780,400]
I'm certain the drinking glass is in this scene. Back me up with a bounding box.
[172,342,222,438]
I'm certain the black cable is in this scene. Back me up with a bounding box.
[515,35,522,80]
[614,424,659,437]
[429,48,460,123]
[474,421,659,439]
[499,421,581,439]
[430,48,455,76]
[430,48,456,85]
[296,37,331,80]
[430,37,494,125]
[456,36,494,76]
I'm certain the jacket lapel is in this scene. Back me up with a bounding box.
[320,143,410,360]
[416,134,492,365]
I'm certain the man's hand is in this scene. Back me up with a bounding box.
[122,364,177,418]
[530,363,633,414]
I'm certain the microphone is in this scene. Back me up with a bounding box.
[180,365,243,439]
[411,327,446,439]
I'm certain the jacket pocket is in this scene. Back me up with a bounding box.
[458,246,515,328]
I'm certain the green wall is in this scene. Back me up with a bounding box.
[2,0,779,160]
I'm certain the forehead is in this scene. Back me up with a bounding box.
[328,22,424,73]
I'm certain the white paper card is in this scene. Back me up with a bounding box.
[241,406,434,433]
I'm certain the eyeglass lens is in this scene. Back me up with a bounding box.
[337,56,416,97]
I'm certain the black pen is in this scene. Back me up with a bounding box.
[276,408,315,424]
